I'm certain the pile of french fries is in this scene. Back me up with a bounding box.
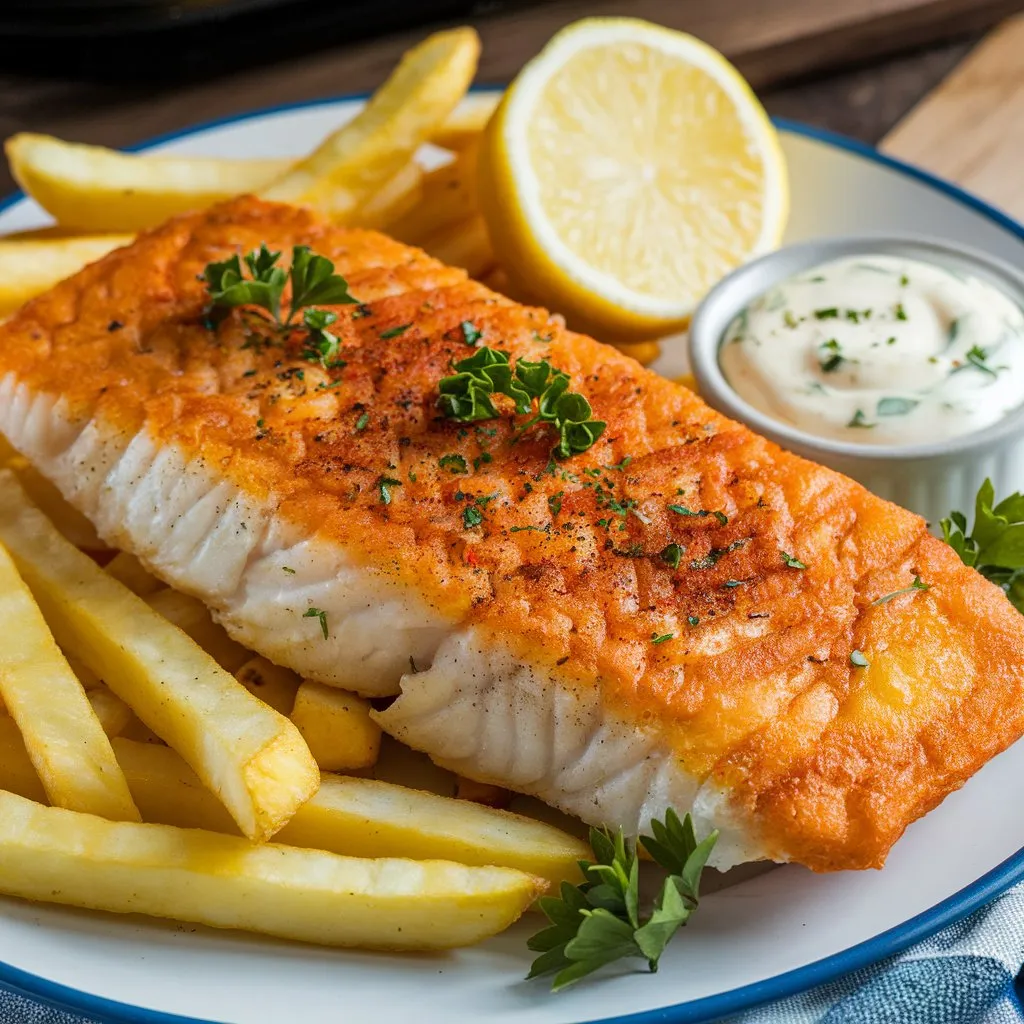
[0,440,590,948]
[0,27,661,366]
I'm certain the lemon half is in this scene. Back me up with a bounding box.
[478,18,788,341]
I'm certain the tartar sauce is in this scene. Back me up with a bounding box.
[718,255,1024,444]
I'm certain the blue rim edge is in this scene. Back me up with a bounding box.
[0,91,1022,1024]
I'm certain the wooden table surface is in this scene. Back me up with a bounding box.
[0,0,1019,199]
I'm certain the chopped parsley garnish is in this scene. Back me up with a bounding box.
[282,566,296,575]
[894,303,908,321]
[439,453,469,475]
[958,344,999,379]
[847,409,875,429]
[814,308,839,320]
[380,323,412,340]
[378,476,402,504]
[850,649,869,668]
[783,310,799,329]
[948,318,961,345]
[460,320,483,346]
[437,345,605,459]
[877,396,918,417]
[548,491,564,517]
[301,307,341,366]
[871,575,930,606]
[463,506,484,528]
[661,543,684,569]
[650,632,675,645]
[526,809,717,991]
[900,274,909,286]
[781,551,807,569]
[819,339,845,373]
[687,615,700,627]
[354,412,370,431]
[668,505,728,525]
[303,607,329,640]
[605,456,633,472]
[473,452,493,471]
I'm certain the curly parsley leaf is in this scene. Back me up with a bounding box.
[438,346,605,458]
[942,479,1024,613]
[527,809,717,991]
[204,244,287,321]
[287,245,358,319]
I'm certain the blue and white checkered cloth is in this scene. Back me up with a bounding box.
[4,886,1024,1023]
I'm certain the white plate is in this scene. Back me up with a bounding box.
[1,93,1023,1024]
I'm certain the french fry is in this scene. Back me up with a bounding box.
[262,28,480,219]
[0,540,138,821]
[103,551,163,597]
[430,92,500,151]
[6,133,291,233]
[0,789,542,950]
[7,459,108,551]
[613,340,662,367]
[0,470,319,842]
[676,372,699,393]
[0,722,588,892]
[87,686,134,738]
[144,588,250,673]
[419,215,496,279]
[290,681,381,771]
[348,160,424,230]
[388,145,478,247]
[235,656,300,716]
[0,235,133,318]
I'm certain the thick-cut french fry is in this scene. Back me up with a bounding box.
[0,722,587,891]
[103,551,163,597]
[0,235,133,317]
[676,372,699,393]
[87,686,134,738]
[7,459,108,551]
[419,214,496,279]
[144,588,250,673]
[0,470,319,842]
[0,789,542,950]
[290,681,381,771]
[455,776,512,808]
[262,28,480,219]
[6,134,292,233]
[277,776,585,892]
[0,541,138,821]
[429,92,500,151]
[388,146,478,247]
[613,340,662,367]
[348,160,424,230]
[235,656,300,716]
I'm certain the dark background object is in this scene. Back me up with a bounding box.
[0,0,1021,196]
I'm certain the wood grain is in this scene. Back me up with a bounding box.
[881,14,1024,220]
[0,0,1018,154]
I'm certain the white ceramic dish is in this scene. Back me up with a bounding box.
[1,91,1024,1024]
[687,234,1024,528]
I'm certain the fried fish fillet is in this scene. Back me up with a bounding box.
[1,196,1022,872]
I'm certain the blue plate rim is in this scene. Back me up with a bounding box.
[0,89,1022,1024]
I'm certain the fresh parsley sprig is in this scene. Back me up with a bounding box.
[438,345,606,459]
[942,479,1024,613]
[527,809,718,991]
[204,244,358,329]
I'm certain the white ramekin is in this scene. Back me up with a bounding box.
[688,235,1024,528]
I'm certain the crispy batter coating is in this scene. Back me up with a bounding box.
[3,196,1023,870]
